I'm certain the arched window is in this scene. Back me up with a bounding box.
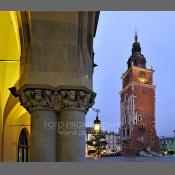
[18,129,29,162]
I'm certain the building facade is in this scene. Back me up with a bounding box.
[105,131,121,152]
[0,11,99,162]
[159,131,175,155]
[159,137,175,155]
[120,33,159,155]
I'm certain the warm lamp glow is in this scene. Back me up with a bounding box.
[139,78,146,83]
[138,71,146,83]
[94,123,100,132]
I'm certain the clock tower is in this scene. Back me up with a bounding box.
[120,32,159,155]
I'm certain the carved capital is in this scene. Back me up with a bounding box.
[18,88,55,112]
[15,85,96,113]
[59,89,95,112]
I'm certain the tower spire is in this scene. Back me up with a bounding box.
[127,29,146,69]
[132,27,141,54]
[135,27,138,42]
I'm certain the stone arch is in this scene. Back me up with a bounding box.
[16,11,31,86]
[3,106,30,162]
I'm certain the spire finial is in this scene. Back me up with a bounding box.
[135,27,138,42]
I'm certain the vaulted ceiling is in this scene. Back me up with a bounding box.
[0,11,21,122]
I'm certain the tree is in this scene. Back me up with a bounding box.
[87,129,107,157]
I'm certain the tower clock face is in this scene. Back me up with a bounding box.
[138,71,146,78]
[138,71,146,83]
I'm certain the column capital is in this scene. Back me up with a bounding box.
[11,84,96,113]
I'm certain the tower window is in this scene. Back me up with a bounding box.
[123,129,125,137]
[127,128,130,137]
[139,124,145,132]
[138,115,142,121]
[18,129,29,162]
[125,93,128,101]
[141,124,144,128]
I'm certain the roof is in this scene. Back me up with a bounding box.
[86,127,93,134]
[159,137,175,140]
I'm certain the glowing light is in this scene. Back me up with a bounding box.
[139,78,146,83]
[94,123,100,132]
[138,71,146,84]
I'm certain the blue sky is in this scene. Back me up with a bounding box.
[86,11,175,137]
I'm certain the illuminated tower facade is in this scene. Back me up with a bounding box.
[120,33,159,155]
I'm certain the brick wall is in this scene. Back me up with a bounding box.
[120,66,159,155]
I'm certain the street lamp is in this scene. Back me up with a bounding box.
[92,108,101,133]
[86,108,107,158]
[94,116,101,133]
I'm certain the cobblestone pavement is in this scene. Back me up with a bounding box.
[86,156,175,162]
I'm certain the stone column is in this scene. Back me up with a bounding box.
[59,109,85,161]
[18,86,58,162]
[30,109,57,161]
[57,88,95,162]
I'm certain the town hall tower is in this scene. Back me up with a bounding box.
[120,32,159,155]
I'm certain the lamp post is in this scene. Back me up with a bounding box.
[86,108,107,158]
[92,108,101,158]
[92,108,101,134]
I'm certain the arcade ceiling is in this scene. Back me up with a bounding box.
[0,11,21,122]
